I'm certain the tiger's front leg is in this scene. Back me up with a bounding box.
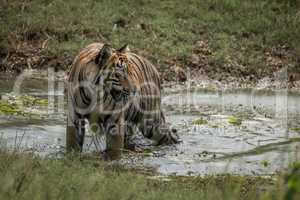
[66,115,86,152]
[103,112,125,160]
[66,91,86,153]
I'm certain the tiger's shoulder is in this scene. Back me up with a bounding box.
[66,43,104,82]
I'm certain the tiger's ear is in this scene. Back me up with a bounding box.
[95,44,113,66]
[117,44,130,53]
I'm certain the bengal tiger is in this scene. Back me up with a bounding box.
[66,43,179,159]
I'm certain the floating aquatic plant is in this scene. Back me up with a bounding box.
[290,127,300,133]
[228,116,242,126]
[261,160,269,167]
[0,100,21,115]
[0,94,48,116]
[34,99,49,106]
[192,118,208,125]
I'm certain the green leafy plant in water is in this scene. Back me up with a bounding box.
[290,127,300,133]
[34,99,49,106]
[19,95,36,106]
[0,94,48,116]
[193,118,208,125]
[261,160,269,167]
[209,124,219,128]
[16,95,48,107]
[228,116,242,126]
[0,100,21,115]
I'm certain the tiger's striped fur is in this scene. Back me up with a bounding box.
[66,43,179,159]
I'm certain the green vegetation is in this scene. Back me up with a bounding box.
[228,116,242,126]
[290,127,300,133]
[285,162,300,200]
[261,160,269,167]
[192,118,208,125]
[0,0,299,81]
[0,100,21,115]
[0,150,300,200]
[0,94,48,116]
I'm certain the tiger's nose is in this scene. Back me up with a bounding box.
[116,63,122,68]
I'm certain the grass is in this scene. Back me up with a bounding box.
[0,149,300,200]
[0,0,299,81]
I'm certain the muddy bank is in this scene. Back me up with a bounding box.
[1,36,299,89]
[0,37,71,73]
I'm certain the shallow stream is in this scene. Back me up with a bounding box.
[0,70,299,175]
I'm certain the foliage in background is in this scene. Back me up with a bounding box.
[0,0,299,81]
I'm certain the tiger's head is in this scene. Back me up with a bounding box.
[94,44,132,101]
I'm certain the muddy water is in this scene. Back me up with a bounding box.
[0,70,300,175]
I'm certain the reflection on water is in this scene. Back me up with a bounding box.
[0,70,299,175]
